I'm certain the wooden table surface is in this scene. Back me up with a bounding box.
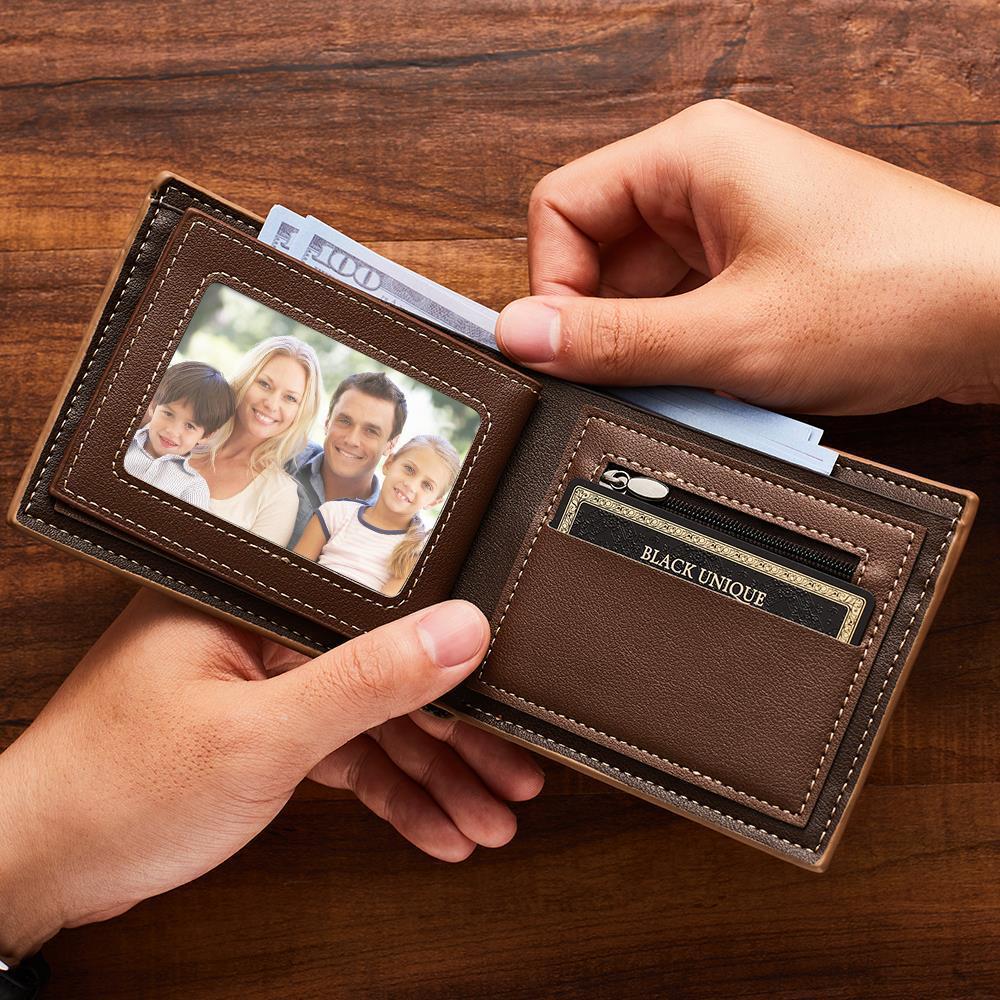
[2,3,998,997]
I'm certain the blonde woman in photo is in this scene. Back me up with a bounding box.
[190,335,322,547]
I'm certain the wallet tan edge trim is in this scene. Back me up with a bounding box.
[8,183,165,525]
[810,489,977,867]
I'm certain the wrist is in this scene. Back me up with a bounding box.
[0,880,59,967]
[0,884,61,965]
[0,740,70,963]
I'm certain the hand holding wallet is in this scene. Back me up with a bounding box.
[9,174,977,871]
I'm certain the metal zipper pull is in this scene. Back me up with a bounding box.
[601,469,631,491]
[601,468,670,504]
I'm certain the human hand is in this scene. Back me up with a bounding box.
[496,100,1000,414]
[0,590,543,960]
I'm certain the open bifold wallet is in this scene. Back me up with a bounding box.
[10,175,978,870]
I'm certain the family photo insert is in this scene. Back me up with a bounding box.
[122,283,481,597]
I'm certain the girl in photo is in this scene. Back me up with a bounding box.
[293,434,462,596]
[190,335,322,546]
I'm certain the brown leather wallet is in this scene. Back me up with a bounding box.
[9,173,978,871]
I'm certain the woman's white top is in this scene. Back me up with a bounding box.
[209,468,299,547]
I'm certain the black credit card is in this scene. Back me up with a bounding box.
[550,479,875,645]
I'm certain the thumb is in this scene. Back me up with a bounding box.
[257,600,489,758]
[495,285,750,389]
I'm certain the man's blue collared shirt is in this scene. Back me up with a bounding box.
[286,442,380,548]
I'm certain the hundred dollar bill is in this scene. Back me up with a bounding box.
[289,214,500,351]
[259,205,837,474]
[258,205,304,253]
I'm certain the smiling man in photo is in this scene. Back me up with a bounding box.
[287,371,408,548]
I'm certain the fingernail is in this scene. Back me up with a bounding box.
[417,602,486,668]
[497,300,561,363]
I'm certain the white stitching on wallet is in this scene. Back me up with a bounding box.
[837,464,963,512]
[472,708,822,855]
[473,496,952,856]
[477,413,915,820]
[106,269,488,608]
[48,522,334,641]
[61,221,202,488]
[26,201,163,517]
[56,215,535,614]
[589,452,913,814]
[65,259,489,609]
[585,420,915,533]
[799,530,912,810]
[160,190,247,228]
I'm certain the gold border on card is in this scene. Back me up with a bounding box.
[554,485,866,643]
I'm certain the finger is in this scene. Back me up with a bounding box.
[370,716,518,848]
[527,115,713,298]
[527,126,668,296]
[596,223,693,298]
[310,734,476,863]
[254,600,490,760]
[495,278,755,391]
[410,711,545,803]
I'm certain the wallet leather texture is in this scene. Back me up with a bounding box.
[9,174,978,870]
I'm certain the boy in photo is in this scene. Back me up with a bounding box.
[124,361,236,510]
[292,434,461,596]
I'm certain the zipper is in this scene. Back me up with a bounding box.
[599,463,860,582]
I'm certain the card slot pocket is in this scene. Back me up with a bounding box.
[469,406,926,826]
[565,409,923,671]
[475,523,872,825]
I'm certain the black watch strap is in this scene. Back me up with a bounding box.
[0,955,49,1000]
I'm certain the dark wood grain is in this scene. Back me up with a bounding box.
[2,2,998,997]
